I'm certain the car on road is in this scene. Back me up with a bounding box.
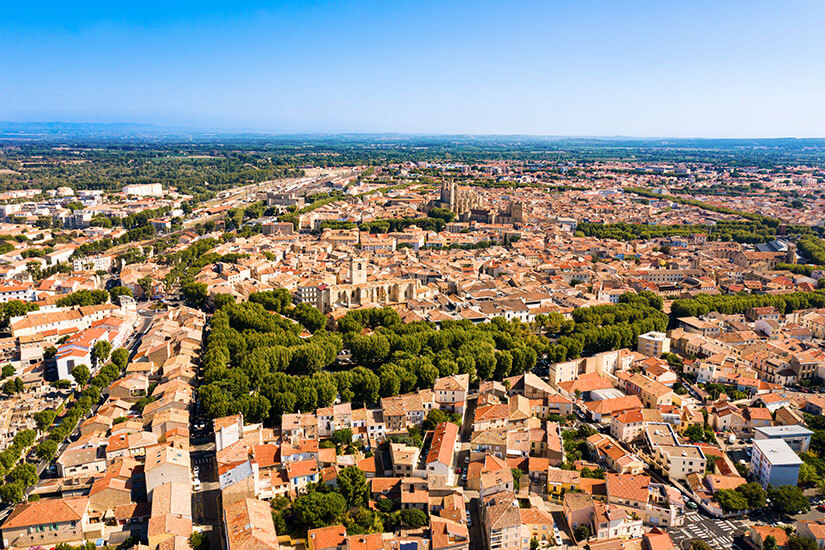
[553,525,563,546]
[687,501,698,509]
[193,479,202,491]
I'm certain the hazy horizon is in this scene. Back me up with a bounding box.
[3,1,825,138]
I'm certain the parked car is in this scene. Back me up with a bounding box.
[687,501,698,509]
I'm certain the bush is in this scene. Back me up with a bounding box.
[400,508,428,528]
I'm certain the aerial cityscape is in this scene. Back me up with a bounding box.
[1,3,825,550]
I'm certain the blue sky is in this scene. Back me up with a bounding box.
[1,0,824,137]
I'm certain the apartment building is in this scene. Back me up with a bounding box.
[751,439,802,488]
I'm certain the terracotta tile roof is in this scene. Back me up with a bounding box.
[644,527,676,550]
[2,496,89,528]
[223,498,279,550]
[426,422,458,466]
[474,403,508,423]
[287,459,319,479]
[607,473,650,503]
[308,525,347,550]
[430,517,469,550]
[346,533,383,550]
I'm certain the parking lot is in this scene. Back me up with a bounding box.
[668,511,748,550]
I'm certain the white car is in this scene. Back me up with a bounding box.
[193,479,202,491]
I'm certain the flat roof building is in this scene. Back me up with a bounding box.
[754,425,813,454]
[751,438,802,488]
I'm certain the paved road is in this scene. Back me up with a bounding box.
[668,511,748,550]
[467,497,484,550]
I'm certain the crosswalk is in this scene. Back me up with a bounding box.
[680,523,734,548]
[670,512,745,550]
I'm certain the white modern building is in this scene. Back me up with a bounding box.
[754,425,813,454]
[73,255,113,272]
[751,438,802,488]
[123,183,163,197]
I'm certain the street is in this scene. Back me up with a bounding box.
[668,511,748,550]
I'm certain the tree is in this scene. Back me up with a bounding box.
[33,410,57,431]
[293,303,326,333]
[2,377,24,395]
[56,289,109,307]
[684,424,714,443]
[108,286,133,303]
[182,282,209,310]
[110,348,129,370]
[512,468,523,492]
[400,508,428,528]
[423,409,448,431]
[290,344,327,375]
[212,293,236,310]
[769,485,810,515]
[799,462,820,487]
[581,467,605,479]
[715,488,748,512]
[1,364,14,378]
[0,300,39,329]
[690,541,713,550]
[764,536,778,550]
[737,482,767,509]
[71,364,90,387]
[788,536,818,550]
[0,482,25,505]
[574,525,591,541]
[331,429,353,447]
[9,463,38,487]
[92,340,112,367]
[137,276,154,298]
[292,491,347,529]
[190,531,209,550]
[375,498,394,513]
[428,207,455,223]
[338,466,368,508]
[26,261,42,281]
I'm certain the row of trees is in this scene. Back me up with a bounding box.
[55,289,110,307]
[198,290,670,423]
[623,187,782,227]
[0,300,39,329]
[577,220,780,244]
[670,290,825,321]
[31,349,129,471]
[163,238,244,290]
[798,236,825,266]
[0,430,39,505]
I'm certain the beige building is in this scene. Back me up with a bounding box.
[144,445,191,496]
[637,332,671,357]
[1,497,101,548]
[644,423,706,482]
